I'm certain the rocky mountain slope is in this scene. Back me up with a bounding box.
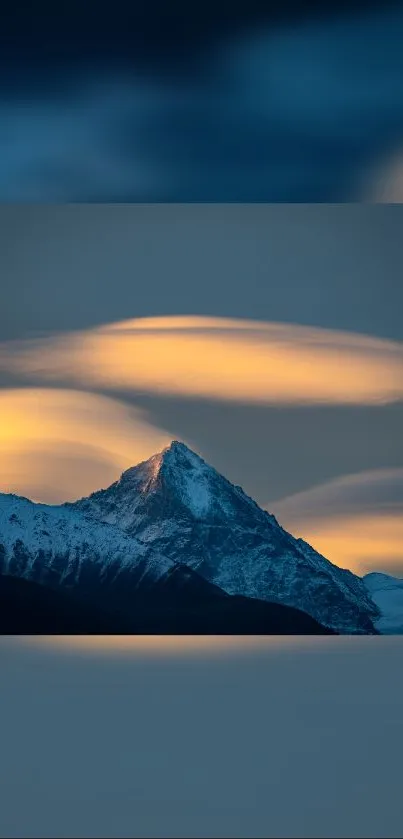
[0,493,334,634]
[0,565,335,634]
[67,441,379,633]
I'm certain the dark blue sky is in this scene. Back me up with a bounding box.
[0,1,402,200]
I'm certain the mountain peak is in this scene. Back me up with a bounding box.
[158,440,214,517]
[119,440,207,485]
[165,440,190,454]
[109,439,263,523]
[64,443,380,633]
[106,440,217,520]
[162,439,198,458]
[161,440,207,469]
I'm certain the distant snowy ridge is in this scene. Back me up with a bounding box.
[0,492,173,590]
[363,572,403,634]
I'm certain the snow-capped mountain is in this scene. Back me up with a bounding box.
[363,572,403,634]
[0,492,173,593]
[0,492,334,634]
[67,441,379,633]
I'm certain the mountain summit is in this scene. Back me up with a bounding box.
[102,440,279,528]
[68,441,379,633]
[119,440,220,518]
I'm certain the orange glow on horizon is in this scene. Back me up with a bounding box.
[271,470,403,576]
[7,634,332,657]
[287,513,403,576]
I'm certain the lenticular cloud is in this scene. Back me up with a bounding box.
[1,315,403,406]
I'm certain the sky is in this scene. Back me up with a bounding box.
[0,203,402,576]
[1,1,403,200]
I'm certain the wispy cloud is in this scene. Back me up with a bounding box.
[1,316,403,406]
[0,388,171,503]
[270,469,403,575]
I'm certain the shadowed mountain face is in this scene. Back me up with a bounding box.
[0,572,128,634]
[0,441,379,633]
[0,561,335,635]
[102,562,337,634]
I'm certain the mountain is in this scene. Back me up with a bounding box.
[126,563,336,634]
[363,572,403,634]
[0,492,173,590]
[66,440,379,633]
[0,572,131,633]
[0,565,335,635]
[0,494,333,634]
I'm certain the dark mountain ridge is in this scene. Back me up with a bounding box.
[0,564,335,635]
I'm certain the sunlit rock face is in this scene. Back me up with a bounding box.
[68,441,379,633]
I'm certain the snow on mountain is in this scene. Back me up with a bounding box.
[0,488,335,635]
[0,492,173,590]
[363,572,403,633]
[67,441,379,633]
[68,441,279,532]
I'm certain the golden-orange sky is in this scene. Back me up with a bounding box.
[1,315,403,405]
[0,388,171,502]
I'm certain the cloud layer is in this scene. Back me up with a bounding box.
[271,469,403,575]
[0,388,171,503]
[1,316,403,406]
